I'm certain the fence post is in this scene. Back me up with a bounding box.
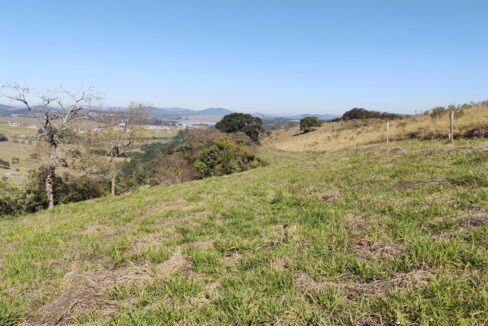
[386,121,390,144]
[449,110,454,143]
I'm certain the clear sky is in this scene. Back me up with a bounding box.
[1,0,487,115]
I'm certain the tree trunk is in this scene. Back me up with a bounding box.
[46,144,56,209]
[111,160,116,196]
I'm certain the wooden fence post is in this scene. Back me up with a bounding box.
[386,121,390,144]
[449,110,454,143]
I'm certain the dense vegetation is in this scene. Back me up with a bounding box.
[342,107,402,120]
[0,139,487,324]
[215,113,263,142]
[121,128,263,187]
[0,167,108,216]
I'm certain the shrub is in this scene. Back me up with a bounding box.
[299,117,322,133]
[11,157,20,164]
[0,159,10,169]
[215,113,263,143]
[430,106,446,120]
[193,138,250,177]
[0,134,8,142]
[342,108,402,120]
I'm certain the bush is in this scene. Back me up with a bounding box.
[193,138,252,177]
[430,106,446,120]
[299,117,322,133]
[342,108,402,120]
[11,157,20,164]
[0,134,8,142]
[0,159,10,169]
[215,113,263,143]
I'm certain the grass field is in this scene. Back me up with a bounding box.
[265,105,488,152]
[0,125,39,186]
[0,138,487,325]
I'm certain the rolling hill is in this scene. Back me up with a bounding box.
[264,103,488,152]
[0,136,487,324]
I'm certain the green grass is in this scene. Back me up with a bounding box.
[0,139,487,325]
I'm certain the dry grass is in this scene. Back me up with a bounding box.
[264,104,488,152]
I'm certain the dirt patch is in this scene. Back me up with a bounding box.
[457,214,488,229]
[355,240,405,261]
[190,240,215,250]
[27,253,191,325]
[296,268,431,299]
[270,258,288,271]
[321,195,337,203]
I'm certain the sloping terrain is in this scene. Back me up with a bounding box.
[265,105,488,152]
[0,139,487,324]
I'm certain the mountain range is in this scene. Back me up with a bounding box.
[0,104,339,121]
[148,107,233,116]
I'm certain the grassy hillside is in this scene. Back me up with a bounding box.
[1,139,488,324]
[0,125,39,186]
[265,105,488,152]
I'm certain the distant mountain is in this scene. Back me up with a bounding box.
[149,107,233,116]
[147,107,194,116]
[196,108,233,116]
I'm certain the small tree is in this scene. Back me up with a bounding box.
[86,102,147,195]
[2,83,99,209]
[299,117,322,133]
[215,113,263,143]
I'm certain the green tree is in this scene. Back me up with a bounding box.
[299,117,322,133]
[215,113,263,143]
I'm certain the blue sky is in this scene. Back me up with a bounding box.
[1,1,487,114]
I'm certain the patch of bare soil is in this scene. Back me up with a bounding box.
[26,253,191,325]
[270,258,289,271]
[321,195,337,203]
[189,240,215,250]
[457,214,488,229]
[295,268,431,300]
[355,240,405,261]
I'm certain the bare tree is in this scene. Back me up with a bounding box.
[87,102,147,195]
[1,83,99,209]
